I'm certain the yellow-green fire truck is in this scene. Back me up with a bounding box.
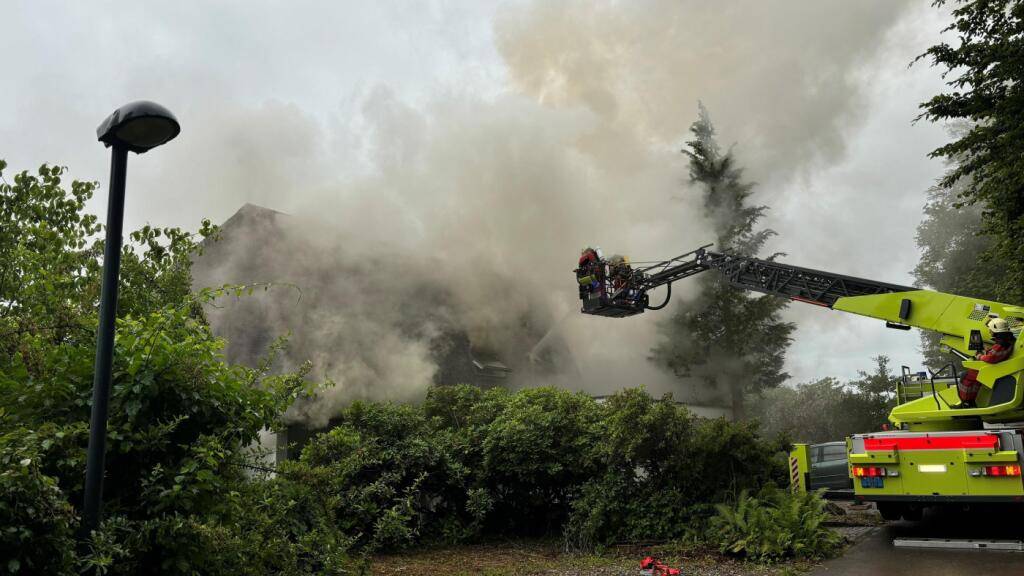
[576,244,1024,520]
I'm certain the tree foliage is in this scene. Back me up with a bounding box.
[0,160,346,575]
[918,0,1024,303]
[651,104,795,417]
[751,356,898,443]
[912,124,1003,366]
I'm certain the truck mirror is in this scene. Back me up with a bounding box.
[969,329,985,352]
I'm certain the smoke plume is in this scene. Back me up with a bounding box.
[182,0,916,426]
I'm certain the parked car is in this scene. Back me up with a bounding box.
[808,441,853,491]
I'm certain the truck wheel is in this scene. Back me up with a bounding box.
[877,502,903,521]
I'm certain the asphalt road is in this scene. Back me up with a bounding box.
[812,506,1024,575]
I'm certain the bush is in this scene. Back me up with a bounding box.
[0,436,77,575]
[707,489,843,561]
[479,387,604,535]
[562,389,784,549]
[2,303,358,575]
[290,386,616,553]
[296,385,788,553]
[292,400,487,551]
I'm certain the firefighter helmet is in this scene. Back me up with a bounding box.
[986,317,1012,336]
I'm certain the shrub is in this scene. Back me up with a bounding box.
[563,389,785,549]
[707,489,843,561]
[0,434,77,576]
[297,385,789,553]
[293,400,487,551]
[296,385,609,551]
[479,387,603,535]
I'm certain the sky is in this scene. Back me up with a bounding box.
[1,1,957,387]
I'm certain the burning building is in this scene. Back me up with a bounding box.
[191,203,580,459]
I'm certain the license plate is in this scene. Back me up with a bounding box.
[861,477,884,489]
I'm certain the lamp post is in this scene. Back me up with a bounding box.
[82,101,180,536]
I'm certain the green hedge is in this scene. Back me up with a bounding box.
[291,385,789,552]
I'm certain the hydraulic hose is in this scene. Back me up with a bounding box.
[645,283,672,310]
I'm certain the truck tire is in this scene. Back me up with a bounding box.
[877,502,903,521]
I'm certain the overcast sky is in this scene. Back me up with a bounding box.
[2,1,957,385]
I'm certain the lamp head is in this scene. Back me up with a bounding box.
[97,100,180,153]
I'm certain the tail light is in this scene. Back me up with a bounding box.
[983,465,1022,477]
[852,465,887,477]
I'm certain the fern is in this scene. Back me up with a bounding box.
[706,488,843,562]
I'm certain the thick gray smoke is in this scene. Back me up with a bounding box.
[495,0,914,182]
[194,204,578,427]
[195,94,708,427]
[184,1,916,426]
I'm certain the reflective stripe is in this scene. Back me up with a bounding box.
[789,456,801,492]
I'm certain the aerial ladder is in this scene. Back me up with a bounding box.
[576,245,1024,519]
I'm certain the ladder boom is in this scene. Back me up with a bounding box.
[634,246,914,308]
[698,251,914,307]
[574,242,1024,427]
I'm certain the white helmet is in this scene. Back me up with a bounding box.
[986,316,1013,336]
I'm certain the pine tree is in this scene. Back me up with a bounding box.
[651,104,795,419]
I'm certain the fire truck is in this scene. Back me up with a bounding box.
[575,245,1024,520]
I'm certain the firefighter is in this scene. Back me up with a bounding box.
[607,254,632,291]
[577,247,602,298]
[958,317,1017,408]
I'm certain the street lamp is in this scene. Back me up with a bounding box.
[82,101,180,536]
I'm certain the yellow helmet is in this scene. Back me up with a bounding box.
[986,317,1012,336]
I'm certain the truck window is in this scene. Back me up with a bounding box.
[821,444,846,462]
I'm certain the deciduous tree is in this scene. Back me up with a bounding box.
[918,0,1024,303]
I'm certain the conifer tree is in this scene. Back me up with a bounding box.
[651,104,794,418]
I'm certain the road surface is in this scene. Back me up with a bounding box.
[812,506,1024,575]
